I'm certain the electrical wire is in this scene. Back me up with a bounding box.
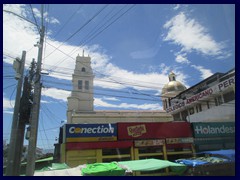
[45,5,135,73]
[29,4,40,34]
[3,83,17,90]
[43,4,109,60]
[53,4,83,38]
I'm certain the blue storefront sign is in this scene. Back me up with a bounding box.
[63,123,117,142]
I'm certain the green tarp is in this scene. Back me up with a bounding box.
[118,159,187,175]
[81,162,125,176]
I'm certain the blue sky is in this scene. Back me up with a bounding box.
[3,4,235,149]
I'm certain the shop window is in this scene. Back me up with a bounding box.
[218,96,223,105]
[196,104,202,113]
[206,101,210,109]
[85,81,89,90]
[168,99,171,106]
[223,90,235,103]
[78,80,82,90]
[165,99,168,109]
[189,107,194,115]
[214,95,223,106]
[181,110,188,121]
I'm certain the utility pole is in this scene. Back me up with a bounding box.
[26,5,45,176]
[6,50,26,176]
[14,59,36,175]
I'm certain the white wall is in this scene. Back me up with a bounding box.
[187,100,235,122]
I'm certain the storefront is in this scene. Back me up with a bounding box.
[59,122,195,169]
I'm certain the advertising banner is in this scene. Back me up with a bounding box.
[118,122,192,140]
[192,122,235,138]
[64,123,117,142]
[134,139,165,147]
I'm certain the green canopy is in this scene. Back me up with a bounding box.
[81,162,125,176]
[118,159,187,175]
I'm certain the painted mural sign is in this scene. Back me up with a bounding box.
[166,76,235,113]
[64,123,117,142]
[192,122,235,138]
[127,124,147,137]
[134,139,165,147]
[166,137,194,144]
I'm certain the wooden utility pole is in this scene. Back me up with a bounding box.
[6,51,26,176]
[26,5,45,176]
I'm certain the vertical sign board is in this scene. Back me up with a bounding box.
[63,124,117,142]
[192,122,235,138]
[118,122,192,140]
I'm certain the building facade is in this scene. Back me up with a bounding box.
[66,53,173,124]
[56,54,234,169]
[162,69,235,123]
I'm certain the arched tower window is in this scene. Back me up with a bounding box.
[81,67,86,72]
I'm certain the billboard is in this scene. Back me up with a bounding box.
[192,122,235,138]
[63,123,117,142]
[118,122,192,140]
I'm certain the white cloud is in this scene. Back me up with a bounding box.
[33,7,60,24]
[94,98,162,110]
[191,65,213,79]
[41,100,52,104]
[3,94,14,111]
[41,88,71,101]
[173,4,180,10]
[102,97,120,101]
[32,8,41,18]
[130,47,159,59]
[3,111,14,115]
[163,12,228,58]
[175,53,190,64]
[47,17,60,24]
[3,5,190,108]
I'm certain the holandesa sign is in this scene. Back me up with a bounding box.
[192,122,235,138]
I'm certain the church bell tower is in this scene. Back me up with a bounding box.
[67,51,94,122]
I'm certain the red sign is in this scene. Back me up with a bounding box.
[118,122,192,140]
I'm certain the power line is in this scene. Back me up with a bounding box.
[3,83,17,90]
[3,9,37,26]
[47,5,127,69]
[82,4,136,46]
[45,5,135,73]
[53,4,83,38]
[43,4,109,60]
[29,4,40,34]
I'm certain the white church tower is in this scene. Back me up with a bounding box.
[67,51,94,123]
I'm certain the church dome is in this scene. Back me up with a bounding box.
[161,72,186,95]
